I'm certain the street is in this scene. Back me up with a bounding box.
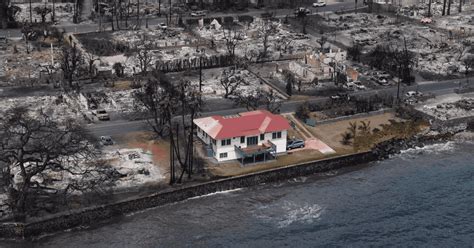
[0,1,361,38]
[88,77,467,137]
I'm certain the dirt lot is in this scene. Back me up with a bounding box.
[113,131,171,182]
[306,112,400,151]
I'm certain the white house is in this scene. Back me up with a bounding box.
[194,110,291,163]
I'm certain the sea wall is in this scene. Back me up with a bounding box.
[0,152,375,239]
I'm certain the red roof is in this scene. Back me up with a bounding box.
[194,110,290,140]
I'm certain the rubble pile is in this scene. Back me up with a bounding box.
[325,13,395,30]
[331,12,473,76]
[103,148,164,190]
[454,98,474,111]
[399,2,472,18]
[14,3,75,24]
[194,18,321,61]
[2,40,60,84]
[0,94,84,122]
[111,28,199,49]
[419,95,474,120]
[179,68,276,99]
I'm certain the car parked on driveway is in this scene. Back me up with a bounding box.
[287,139,305,150]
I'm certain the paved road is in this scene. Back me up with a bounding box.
[88,78,467,137]
[0,1,359,38]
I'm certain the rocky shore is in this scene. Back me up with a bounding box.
[372,131,459,160]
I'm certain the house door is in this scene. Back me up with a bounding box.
[247,136,258,146]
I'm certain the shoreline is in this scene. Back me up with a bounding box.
[0,130,468,240]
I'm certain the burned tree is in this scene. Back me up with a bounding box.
[135,39,154,74]
[113,62,125,77]
[317,36,328,51]
[60,44,83,88]
[348,42,362,62]
[134,72,202,185]
[84,52,99,78]
[222,27,241,58]
[258,20,275,60]
[462,55,474,75]
[296,8,309,34]
[234,89,282,113]
[33,6,52,24]
[0,107,118,221]
[220,67,245,98]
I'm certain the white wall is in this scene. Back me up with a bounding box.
[213,130,288,162]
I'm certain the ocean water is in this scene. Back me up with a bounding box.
[3,141,474,248]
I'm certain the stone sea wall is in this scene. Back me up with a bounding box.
[0,152,375,239]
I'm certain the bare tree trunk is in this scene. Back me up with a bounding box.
[428,0,432,16]
[116,1,120,30]
[126,0,129,27]
[158,0,161,15]
[136,0,139,27]
[99,3,102,31]
[447,0,451,15]
[111,2,115,31]
[29,0,32,23]
[169,0,171,25]
[459,0,462,13]
[442,0,447,15]
[52,0,56,22]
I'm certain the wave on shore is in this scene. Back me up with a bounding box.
[254,200,324,228]
[399,141,456,156]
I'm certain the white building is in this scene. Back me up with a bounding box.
[194,110,290,163]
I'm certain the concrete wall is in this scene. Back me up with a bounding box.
[311,108,394,126]
[0,152,375,239]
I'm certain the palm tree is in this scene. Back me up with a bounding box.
[341,132,354,145]
[358,120,371,135]
[347,121,358,138]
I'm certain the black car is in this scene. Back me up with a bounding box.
[287,140,305,150]
[100,136,114,146]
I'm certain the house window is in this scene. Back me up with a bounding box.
[247,136,258,146]
[240,136,245,144]
[219,153,228,159]
[221,139,231,146]
[272,131,282,139]
[260,134,265,141]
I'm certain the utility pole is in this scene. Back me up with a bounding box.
[29,0,32,23]
[396,75,401,103]
[199,56,202,92]
[158,0,161,15]
[51,43,54,66]
[137,0,139,27]
[99,2,102,31]
[52,0,56,22]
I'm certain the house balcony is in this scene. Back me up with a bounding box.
[235,141,277,165]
